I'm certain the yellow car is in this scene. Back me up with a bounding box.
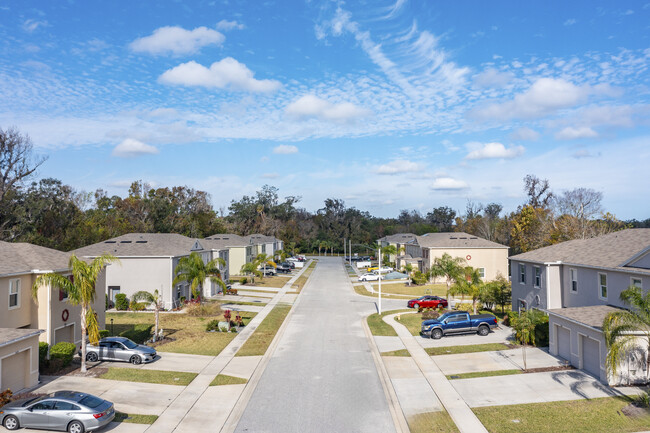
[367,266,379,272]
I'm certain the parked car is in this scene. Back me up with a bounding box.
[281,261,295,269]
[84,337,156,365]
[259,266,276,276]
[358,273,382,282]
[407,295,448,309]
[421,311,498,339]
[276,263,292,273]
[1,390,115,432]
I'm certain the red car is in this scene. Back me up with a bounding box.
[407,296,448,309]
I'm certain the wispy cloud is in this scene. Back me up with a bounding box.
[130,26,225,56]
[273,144,298,154]
[375,159,424,175]
[509,127,540,141]
[22,19,48,33]
[431,177,468,190]
[216,20,244,31]
[112,138,159,158]
[286,95,370,122]
[555,126,598,140]
[564,18,577,26]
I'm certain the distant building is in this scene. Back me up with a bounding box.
[377,233,416,265]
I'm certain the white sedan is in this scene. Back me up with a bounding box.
[358,273,382,282]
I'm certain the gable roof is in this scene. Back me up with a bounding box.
[203,234,251,248]
[509,229,650,274]
[378,233,416,244]
[244,234,280,244]
[73,233,197,258]
[413,232,508,249]
[0,241,71,276]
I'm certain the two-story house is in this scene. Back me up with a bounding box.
[509,228,650,385]
[378,233,416,266]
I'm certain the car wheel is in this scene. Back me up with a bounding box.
[130,355,142,365]
[413,303,420,310]
[68,420,85,433]
[478,325,489,336]
[86,352,98,362]
[431,328,443,340]
[3,415,19,430]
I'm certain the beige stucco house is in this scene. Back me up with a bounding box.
[378,233,416,265]
[204,234,255,277]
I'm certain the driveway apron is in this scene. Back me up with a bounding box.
[234,257,397,433]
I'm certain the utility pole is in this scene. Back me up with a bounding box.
[343,237,346,263]
[378,245,382,314]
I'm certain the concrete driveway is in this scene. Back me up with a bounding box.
[435,347,566,375]
[0,422,149,432]
[417,324,515,348]
[95,352,214,374]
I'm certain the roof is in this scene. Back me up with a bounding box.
[547,305,624,330]
[0,241,71,276]
[0,328,44,347]
[73,233,197,258]
[412,232,508,249]
[203,234,250,248]
[378,233,416,244]
[244,234,280,244]
[510,229,650,274]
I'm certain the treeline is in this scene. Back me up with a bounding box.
[0,127,646,254]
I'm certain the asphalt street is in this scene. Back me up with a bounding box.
[234,257,399,433]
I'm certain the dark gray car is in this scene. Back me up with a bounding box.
[1,391,114,432]
[84,337,156,365]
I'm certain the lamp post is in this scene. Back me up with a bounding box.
[378,245,382,314]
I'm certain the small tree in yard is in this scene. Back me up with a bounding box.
[404,263,413,286]
[241,262,261,284]
[480,274,512,313]
[32,253,119,373]
[255,253,276,279]
[511,309,544,371]
[132,290,163,342]
[173,252,227,302]
[429,253,466,310]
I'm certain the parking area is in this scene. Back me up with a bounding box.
[417,324,515,348]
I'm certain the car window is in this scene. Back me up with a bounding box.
[32,400,56,410]
[54,401,80,410]
[122,339,138,349]
[99,342,110,348]
[79,395,104,409]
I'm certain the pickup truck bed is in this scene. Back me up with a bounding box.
[421,311,498,339]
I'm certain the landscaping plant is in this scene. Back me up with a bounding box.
[511,309,545,370]
[429,253,466,310]
[132,289,163,342]
[173,251,227,302]
[115,293,129,311]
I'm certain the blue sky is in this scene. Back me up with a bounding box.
[1,0,648,219]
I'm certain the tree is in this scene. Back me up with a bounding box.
[523,174,553,208]
[429,253,466,310]
[511,309,543,371]
[603,286,650,383]
[426,206,456,232]
[240,261,261,283]
[173,252,227,301]
[32,253,119,373]
[132,290,163,342]
[480,274,511,313]
[403,263,413,286]
[0,127,46,205]
[450,266,482,313]
[382,245,397,267]
[255,253,276,278]
[274,249,289,262]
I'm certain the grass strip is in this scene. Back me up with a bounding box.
[446,369,522,380]
[236,304,292,356]
[371,283,447,297]
[210,374,248,386]
[381,349,410,357]
[367,309,411,336]
[100,367,197,386]
[291,261,316,292]
[425,343,513,356]
[395,312,423,335]
[407,411,460,433]
[473,396,650,433]
[114,412,159,424]
[222,301,267,306]
[353,284,412,299]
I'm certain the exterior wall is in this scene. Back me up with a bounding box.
[510,260,564,311]
[561,266,650,309]
[404,244,422,261]
[0,334,40,392]
[228,247,248,277]
[424,248,508,282]
[105,258,174,310]
[0,274,34,329]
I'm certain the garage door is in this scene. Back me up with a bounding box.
[556,325,571,361]
[54,324,75,344]
[581,336,601,378]
[1,351,27,392]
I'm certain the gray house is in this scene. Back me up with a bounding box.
[378,233,416,265]
[509,228,650,384]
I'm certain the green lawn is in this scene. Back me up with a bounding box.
[236,304,292,356]
[381,349,410,357]
[100,367,197,386]
[425,343,513,356]
[407,411,459,433]
[241,276,287,288]
[446,369,522,380]
[474,396,650,433]
[395,312,422,335]
[114,412,158,424]
[291,261,316,292]
[371,283,447,297]
[210,374,248,386]
[353,284,412,299]
[367,309,411,336]
[106,309,256,356]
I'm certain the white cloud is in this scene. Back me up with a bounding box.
[554,126,598,140]
[261,172,279,179]
[564,18,577,26]
[112,138,159,158]
[473,68,514,88]
[375,159,424,175]
[572,150,600,159]
[22,19,47,33]
[216,20,244,31]
[465,142,525,160]
[273,144,298,154]
[159,58,281,92]
[509,127,540,141]
[431,177,468,190]
[130,26,225,56]
[286,95,370,122]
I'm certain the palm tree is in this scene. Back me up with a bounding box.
[241,262,261,284]
[511,309,543,371]
[287,241,297,255]
[429,253,466,310]
[32,253,119,373]
[132,290,163,342]
[255,253,276,279]
[450,267,483,314]
[382,245,397,267]
[318,240,328,256]
[173,252,227,302]
[603,286,650,383]
[404,263,413,286]
[274,249,289,262]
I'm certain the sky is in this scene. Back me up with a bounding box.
[1,0,649,220]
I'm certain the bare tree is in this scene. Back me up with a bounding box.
[553,188,604,239]
[523,174,553,209]
[0,127,46,203]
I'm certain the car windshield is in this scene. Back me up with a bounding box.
[22,396,44,407]
[79,395,104,409]
[122,339,138,349]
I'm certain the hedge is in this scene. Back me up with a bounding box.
[39,342,49,367]
[98,329,110,339]
[115,293,129,311]
[49,342,76,367]
[120,324,153,344]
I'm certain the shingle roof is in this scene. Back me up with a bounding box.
[0,328,44,347]
[378,233,416,243]
[202,233,251,250]
[510,229,650,273]
[547,305,624,330]
[0,241,71,276]
[73,233,197,257]
[413,232,508,249]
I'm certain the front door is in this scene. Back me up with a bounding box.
[109,286,121,305]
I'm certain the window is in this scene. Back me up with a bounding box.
[570,268,578,293]
[519,264,526,284]
[9,279,20,309]
[478,268,485,279]
[54,401,79,411]
[598,273,607,300]
[534,266,541,288]
[632,278,643,289]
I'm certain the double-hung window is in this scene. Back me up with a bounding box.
[598,273,607,300]
[519,264,526,284]
[570,268,578,293]
[9,279,20,309]
[632,278,643,289]
[478,268,485,279]
[534,266,541,288]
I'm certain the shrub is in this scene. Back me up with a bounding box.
[186,302,222,317]
[503,310,519,327]
[534,314,550,347]
[455,303,473,312]
[39,342,49,366]
[206,320,220,331]
[227,288,238,295]
[230,327,238,333]
[99,329,110,339]
[0,389,12,408]
[115,293,129,311]
[119,324,153,344]
[180,296,186,304]
[240,277,248,285]
[49,342,76,368]
[129,300,145,311]
[411,271,428,285]
[421,309,440,321]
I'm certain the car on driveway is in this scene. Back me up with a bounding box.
[407,295,448,309]
[84,336,156,365]
[276,263,292,273]
[358,272,382,282]
[1,390,114,432]
[421,311,498,339]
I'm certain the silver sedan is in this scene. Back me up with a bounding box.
[1,391,114,432]
[84,337,156,365]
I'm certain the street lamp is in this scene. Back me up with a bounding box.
[377,244,382,314]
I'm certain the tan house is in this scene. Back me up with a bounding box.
[204,234,255,277]
[378,233,416,264]
[0,241,104,392]
[402,232,509,281]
